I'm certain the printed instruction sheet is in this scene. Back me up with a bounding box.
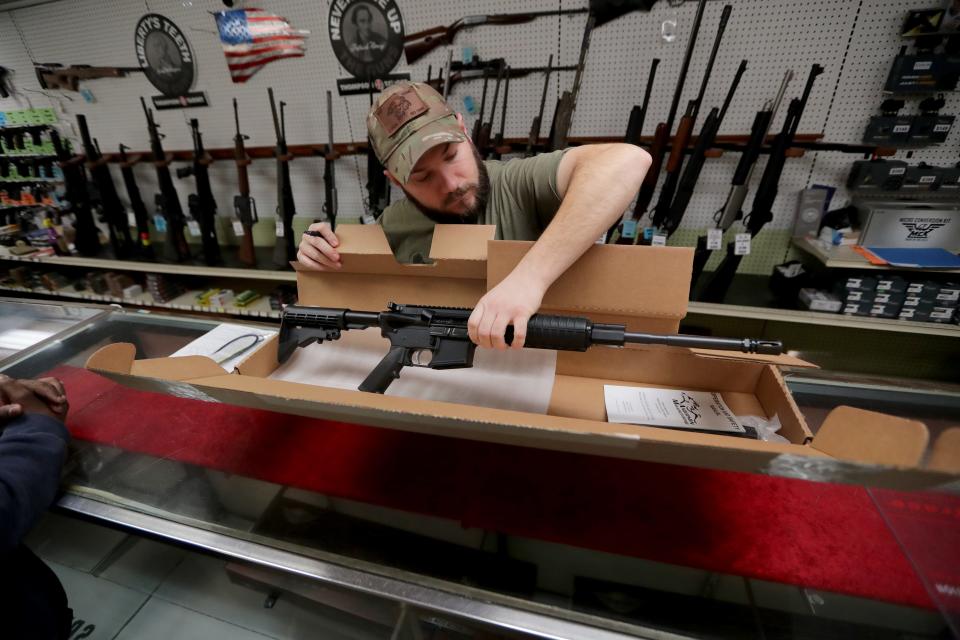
[604,385,746,434]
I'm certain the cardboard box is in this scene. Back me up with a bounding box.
[85,226,956,489]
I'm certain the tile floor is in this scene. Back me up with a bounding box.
[24,512,392,640]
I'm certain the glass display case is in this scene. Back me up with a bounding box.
[2,297,957,639]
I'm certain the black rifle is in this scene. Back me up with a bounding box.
[177,119,222,266]
[141,97,190,262]
[699,64,824,303]
[479,63,504,159]
[404,8,589,64]
[50,129,100,256]
[549,14,595,152]
[649,4,732,236]
[365,80,389,221]
[118,144,155,260]
[608,57,660,244]
[470,70,491,145]
[659,58,747,238]
[525,54,554,157]
[490,67,511,160]
[426,60,576,93]
[232,99,258,267]
[268,88,296,269]
[278,302,783,394]
[689,70,792,290]
[631,0,708,229]
[77,115,135,259]
[323,90,338,230]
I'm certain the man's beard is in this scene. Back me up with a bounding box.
[402,145,490,225]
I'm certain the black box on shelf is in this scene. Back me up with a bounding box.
[935,283,960,307]
[842,301,872,316]
[906,280,940,296]
[839,275,878,294]
[875,275,908,295]
[872,291,906,305]
[844,289,876,303]
[868,302,902,319]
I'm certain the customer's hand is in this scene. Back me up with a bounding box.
[0,375,66,422]
[297,222,342,270]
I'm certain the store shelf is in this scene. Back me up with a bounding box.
[792,236,960,274]
[687,300,959,337]
[0,251,298,282]
[0,283,281,319]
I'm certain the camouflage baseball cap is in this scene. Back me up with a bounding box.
[367,81,467,184]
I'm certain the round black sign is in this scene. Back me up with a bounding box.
[134,14,195,97]
[329,0,405,80]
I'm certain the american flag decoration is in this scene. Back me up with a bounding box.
[214,8,309,83]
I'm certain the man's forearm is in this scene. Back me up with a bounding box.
[512,144,651,290]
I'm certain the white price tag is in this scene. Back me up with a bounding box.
[187,220,201,237]
[734,233,751,256]
[275,220,285,237]
[651,234,667,246]
[707,228,722,250]
[232,220,245,236]
[127,212,136,228]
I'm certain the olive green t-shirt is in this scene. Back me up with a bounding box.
[378,150,566,263]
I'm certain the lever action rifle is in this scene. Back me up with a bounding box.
[548,14,595,152]
[425,60,576,94]
[322,90,338,230]
[525,54,554,157]
[268,88,297,269]
[76,115,135,259]
[141,97,190,262]
[648,3,732,238]
[404,8,589,64]
[698,63,824,303]
[177,118,222,266]
[232,99,258,267]
[630,0,707,231]
[608,56,659,244]
[50,129,100,256]
[689,70,792,290]
[470,70,490,145]
[658,58,748,238]
[118,143,154,260]
[279,303,783,394]
[35,63,144,92]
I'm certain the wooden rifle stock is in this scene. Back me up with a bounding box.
[631,122,669,218]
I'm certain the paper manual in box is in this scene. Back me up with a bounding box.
[86,225,958,489]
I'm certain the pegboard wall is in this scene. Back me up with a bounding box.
[1,0,957,275]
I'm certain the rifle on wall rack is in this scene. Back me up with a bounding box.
[647,3,733,239]
[688,70,792,290]
[268,88,297,269]
[141,97,190,262]
[698,63,824,304]
[177,119,222,266]
[232,98,258,267]
[118,144,155,260]
[629,0,708,235]
[50,129,100,256]
[607,56,659,244]
[526,55,553,157]
[322,90,338,231]
[548,14,595,152]
[77,114,136,259]
[490,68,511,160]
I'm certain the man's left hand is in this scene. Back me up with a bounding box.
[468,273,546,350]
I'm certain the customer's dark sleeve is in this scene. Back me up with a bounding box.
[0,413,69,553]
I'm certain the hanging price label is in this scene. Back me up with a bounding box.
[187,220,201,237]
[621,219,638,238]
[232,220,245,236]
[275,220,285,237]
[734,233,751,256]
[153,215,167,233]
[651,234,667,246]
[707,228,723,250]
[127,213,137,228]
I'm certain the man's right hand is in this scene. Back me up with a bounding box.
[297,222,342,270]
[0,376,65,422]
